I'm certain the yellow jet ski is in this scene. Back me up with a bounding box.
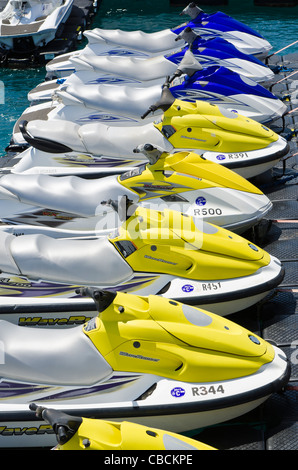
[9,87,289,179]
[29,404,216,450]
[0,205,284,319]
[0,145,272,237]
[0,290,290,448]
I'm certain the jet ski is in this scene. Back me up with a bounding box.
[45,2,271,80]
[45,28,274,82]
[173,3,272,58]
[30,54,278,109]
[0,204,285,317]
[0,0,73,53]
[0,145,273,237]
[23,54,286,130]
[29,403,216,450]
[14,88,290,179]
[0,290,290,448]
[28,49,284,127]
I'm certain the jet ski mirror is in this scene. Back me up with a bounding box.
[141,87,176,119]
[75,287,117,313]
[133,143,165,164]
[175,26,200,48]
[180,2,203,18]
[29,403,82,446]
[167,49,203,83]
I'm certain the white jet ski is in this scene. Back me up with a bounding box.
[21,53,286,133]
[0,290,290,448]
[44,2,272,80]
[88,2,273,58]
[44,26,274,82]
[0,0,73,52]
[0,203,285,317]
[0,145,273,237]
[30,56,277,106]
[11,90,290,179]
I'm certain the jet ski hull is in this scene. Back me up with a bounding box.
[0,195,272,237]
[0,346,290,448]
[200,136,290,179]
[0,255,285,323]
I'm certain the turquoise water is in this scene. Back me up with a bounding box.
[0,0,297,156]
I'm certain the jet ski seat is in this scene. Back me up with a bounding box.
[70,48,203,82]
[70,54,178,81]
[58,83,164,117]
[22,119,174,156]
[0,173,134,218]
[84,28,185,53]
[0,319,113,385]
[0,231,134,286]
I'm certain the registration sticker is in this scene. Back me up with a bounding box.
[195,196,206,206]
[182,284,194,293]
[171,387,186,398]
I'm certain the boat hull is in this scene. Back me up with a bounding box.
[0,0,74,51]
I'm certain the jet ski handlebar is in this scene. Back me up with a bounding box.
[100,195,138,221]
[180,2,203,18]
[141,86,175,119]
[175,26,199,46]
[133,143,164,164]
[29,403,82,445]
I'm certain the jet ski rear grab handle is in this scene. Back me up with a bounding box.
[76,287,117,313]
[30,403,82,446]
[19,119,74,154]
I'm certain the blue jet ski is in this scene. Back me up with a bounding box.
[172,2,272,58]
[165,31,274,83]
[45,25,273,82]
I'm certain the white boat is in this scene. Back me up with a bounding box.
[0,0,73,52]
